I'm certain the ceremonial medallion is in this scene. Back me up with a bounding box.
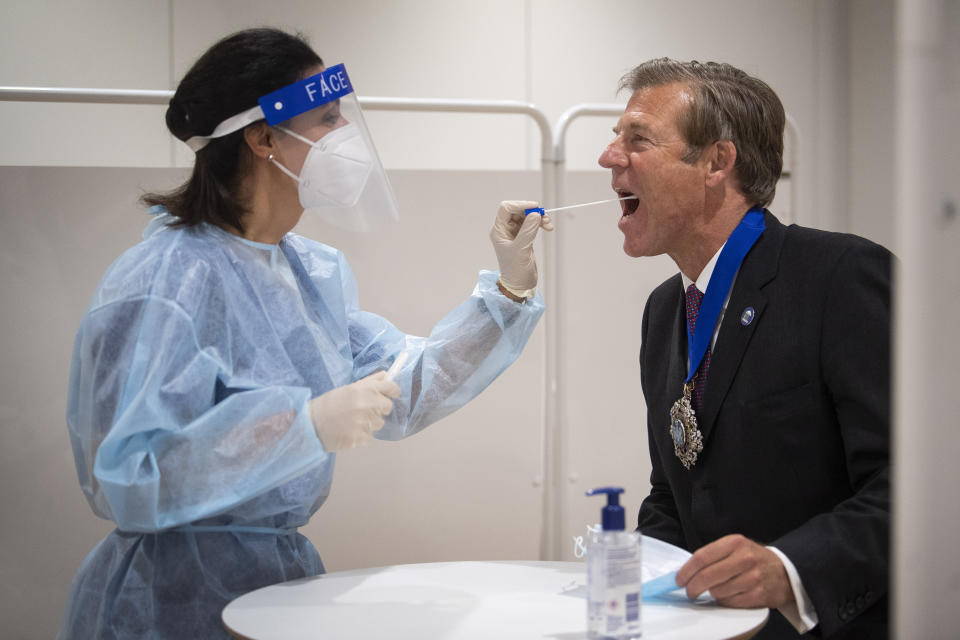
[669,209,766,471]
[669,381,703,469]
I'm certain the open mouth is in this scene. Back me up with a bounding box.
[617,190,639,216]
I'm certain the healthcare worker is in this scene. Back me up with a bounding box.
[59,28,551,639]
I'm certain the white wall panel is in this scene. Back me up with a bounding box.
[529,1,815,169]
[810,1,850,233]
[0,0,172,166]
[2,0,844,195]
[169,0,532,170]
[849,0,896,247]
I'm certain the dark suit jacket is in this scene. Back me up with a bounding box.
[637,212,890,639]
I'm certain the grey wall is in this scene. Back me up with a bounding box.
[849,0,897,249]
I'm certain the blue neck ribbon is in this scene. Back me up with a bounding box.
[685,207,766,383]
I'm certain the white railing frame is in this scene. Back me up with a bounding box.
[0,84,567,562]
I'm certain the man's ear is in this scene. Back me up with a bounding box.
[705,139,737,188]
[243,122,278,161]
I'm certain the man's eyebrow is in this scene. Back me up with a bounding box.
[613,120,652,135]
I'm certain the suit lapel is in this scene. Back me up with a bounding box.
[697,212,785,443]
[667,283,688,396]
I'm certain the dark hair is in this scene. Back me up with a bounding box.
[619,58,785,208]
[142,28,323,232]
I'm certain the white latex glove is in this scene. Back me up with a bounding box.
[309,371,402,452]
[489,200,554,298]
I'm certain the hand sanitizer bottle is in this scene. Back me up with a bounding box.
[585,487,642,639]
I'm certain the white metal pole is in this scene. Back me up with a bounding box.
[0,89,554,160]
[538,152,560,561]
[893,0,960,636]
[542,103,627,561]
[0,86,174,104]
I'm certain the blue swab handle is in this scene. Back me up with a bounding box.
[642,570,681,600]
[524,207,545,216]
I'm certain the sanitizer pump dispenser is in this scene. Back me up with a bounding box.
[585,487,642,639]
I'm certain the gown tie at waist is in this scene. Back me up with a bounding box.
[165,524,299,536]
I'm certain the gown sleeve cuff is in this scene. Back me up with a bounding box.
[479,270,544,311]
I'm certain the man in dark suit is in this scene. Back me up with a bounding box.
[598,59,890,638]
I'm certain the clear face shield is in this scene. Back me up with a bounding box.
[185,64,399,232]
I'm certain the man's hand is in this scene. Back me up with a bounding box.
[676,534,793,609]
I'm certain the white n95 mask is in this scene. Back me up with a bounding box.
[272,123,373,209]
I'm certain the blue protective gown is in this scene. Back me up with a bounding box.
[59,212,544,639]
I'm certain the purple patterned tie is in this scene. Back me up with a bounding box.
[685,284,711,416]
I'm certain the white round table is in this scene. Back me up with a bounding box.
[222,560,768,639]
